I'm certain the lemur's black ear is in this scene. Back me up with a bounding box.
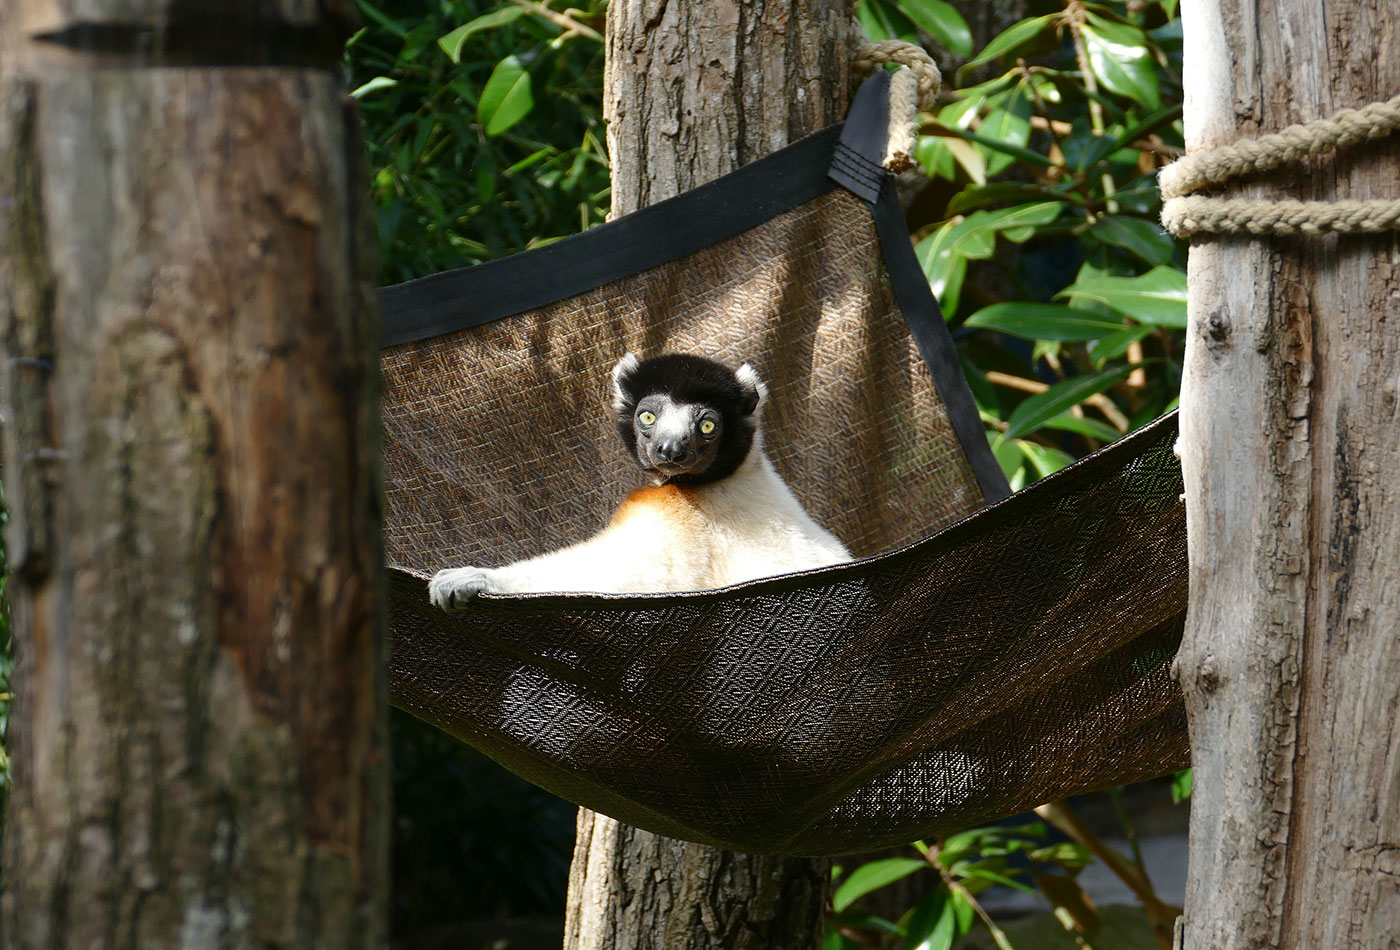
[735,363,768,416]
[611,353,641,412]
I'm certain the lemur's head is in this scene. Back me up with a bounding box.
[611,353,767,486]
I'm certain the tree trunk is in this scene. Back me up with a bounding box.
[603,0,852,217]
[562,3,850,948]
[1175,0,1400,946]
[0,5,388,948]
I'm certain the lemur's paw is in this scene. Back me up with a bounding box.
[429,567,504,609]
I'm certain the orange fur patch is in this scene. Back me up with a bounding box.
[610,484,697,527]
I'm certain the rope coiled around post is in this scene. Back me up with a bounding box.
[1160,94,1400,237]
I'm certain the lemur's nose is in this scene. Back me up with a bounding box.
[654,438,689,462]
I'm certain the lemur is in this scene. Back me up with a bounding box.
[428,353,851,607]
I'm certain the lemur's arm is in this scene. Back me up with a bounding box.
[428,509,674,608]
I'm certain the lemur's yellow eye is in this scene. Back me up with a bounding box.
[638,411,656,426]
[700,420,716,435]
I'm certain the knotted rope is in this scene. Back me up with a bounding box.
[853,41,942,173]
[1160,94,1400,237]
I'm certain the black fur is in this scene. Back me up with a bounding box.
[614,354,761,486]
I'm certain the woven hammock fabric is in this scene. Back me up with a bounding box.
[378,74,1189,856]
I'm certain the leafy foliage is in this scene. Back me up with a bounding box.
[866,0,1185,490]
[826,823,1097,950]
[346,0,609,283]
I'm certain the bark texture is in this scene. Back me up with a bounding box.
[562,3,850,947]
[566,811,832,949]
[1175,0,1400,946]
[0,4,387,947]
[603,0,852,217]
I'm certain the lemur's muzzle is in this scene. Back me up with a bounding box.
[652,438,691,464]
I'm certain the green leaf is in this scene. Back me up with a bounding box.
[1089,325,1152,364]
[1090,216,1175,266]
[903,886,957,950]
[918,99,979,181]
[1032,339,1062,367]
[961,867,1038,895]
[1097,103,1186,164]
[893,0,973,57]
[945,137,987,184]
[977,88,1032,176]
[1083,11,1150,47]
[349,76,398,98]
[991,435,1023,480]
[933,123,1055,169]
[476,152,498,203]
[1172,767,1193,803]
[965,303,1126,341]
[857,0,919,43]
[915,135,956,180]
[1057,265,1187,327]
[1017,440,1077,478]
[1029,841,1094,868]
[938,96,981,132]
[356,0,408,37]
[915,221,969,313]
[960,14,1058,73]
[478,55,535,136]
[438,7,527,63]
[1081,22,1162,110]
[1041,411,1122,442]
[916,204,1061,313]
[946,182,1067,216]
[951,889,976,934]
[962,202,1064,249]
[832,857,928,912]
[1003,366,1134,440]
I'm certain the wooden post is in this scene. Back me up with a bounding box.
[0,5,388,947]
[563,2,850,947]
[1175,0,1400,945]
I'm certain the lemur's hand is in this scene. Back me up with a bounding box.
[429,567,505,609]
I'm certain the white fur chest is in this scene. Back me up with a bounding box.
[676,452,851,588]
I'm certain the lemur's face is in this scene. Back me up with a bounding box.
[631,393,725,482]
[611,352,767,487]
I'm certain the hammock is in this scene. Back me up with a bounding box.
[379,73,1189,857]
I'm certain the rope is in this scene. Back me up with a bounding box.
[884,68,921,172]
[853,41,942,111]
[1159,94,1400,237]
[853,41,942,173]
[1162,197,1400,236]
